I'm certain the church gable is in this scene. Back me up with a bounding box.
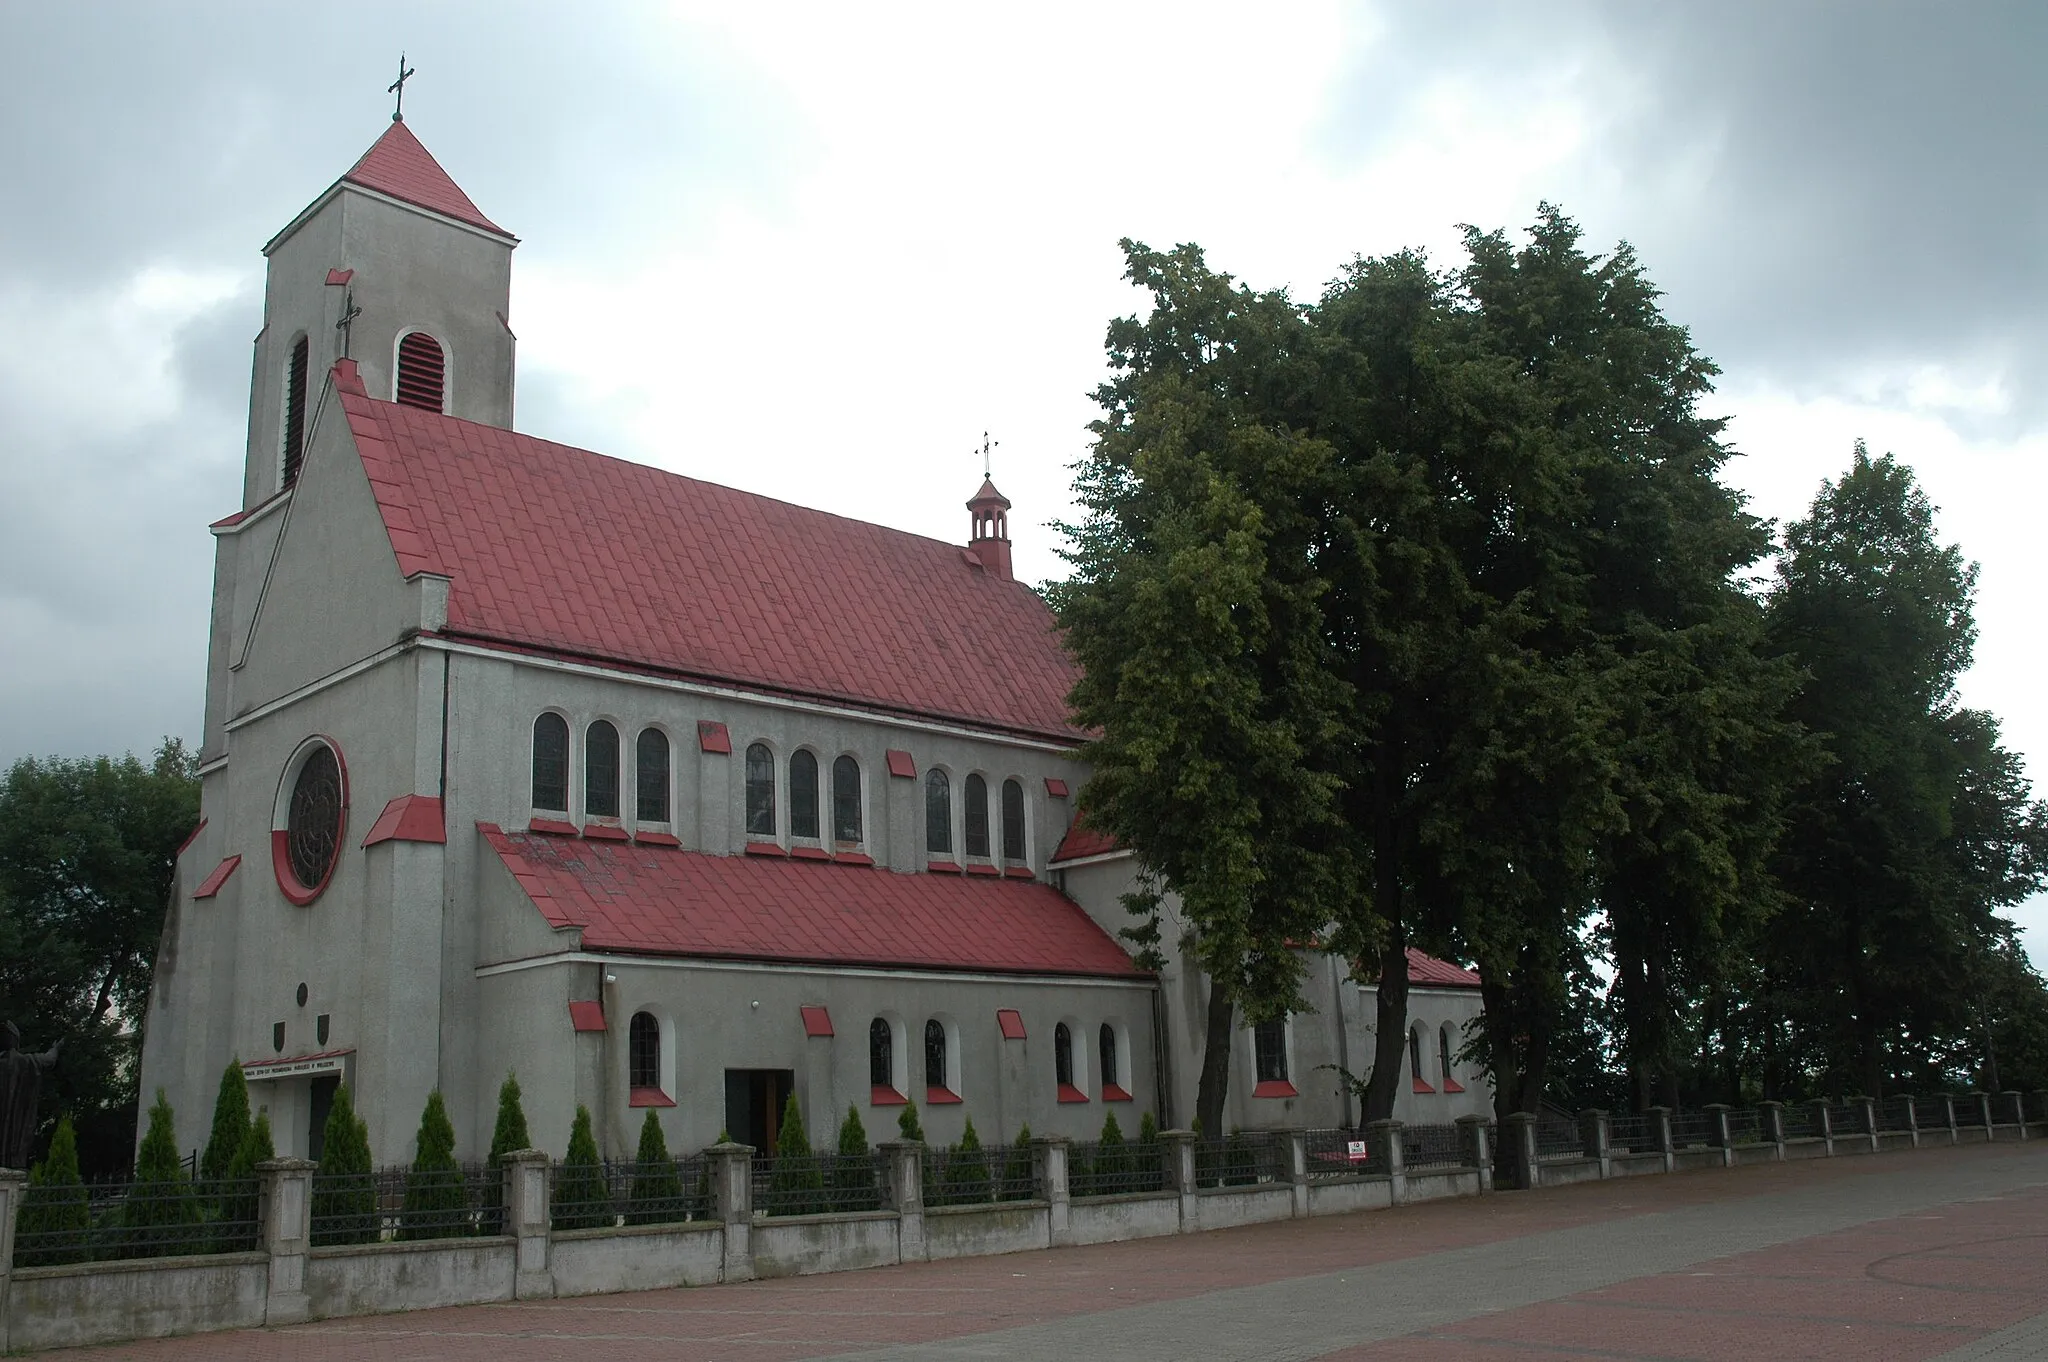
[232,363,444,712]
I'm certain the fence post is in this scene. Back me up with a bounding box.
[1809,1099,1834,1155]
[1937,1093,1958,1144]
[1899,1095,1919,1148]
[1162,1130,1198,1231]
[1278,1129,1309,1218]
[256,1157,315,1326]
[1031,1136,1071,1248]
[1972,1092,1994,1139]
[503,1149,553,1300]
[1703,1104,1733,1167]
[2000,1091,2026,1139]
[1578,1109,1611,1177]
[880,1140,926,1263]
[1646,1106,1675,1173]
[1759,1100,1786,1160]
[1855,1097,1879,1152]
[1365,1119,1406,1205]
[0,1166,23,1353]
[1500,1112,1536,1190]
[706,1141,754,1284]
[1456,1115,1493,1192]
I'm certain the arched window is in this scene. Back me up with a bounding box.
[832,755,862,845]
[745,743,776,837]
[629,1011,661,1091]
[1439,1025,1456,1088]
[1054,1022,1074,1088]
[585,720,620,819]
[1099,1024,1118,1088]
[1408,1025,1426,1083]
[870,1017,894,1091]
[925,1019,948,1093]
[395,330,446,412]
[1254,1018,1288,1083]
[790,751,820,839]
[532,713,568,811]
[964,774,990,858]
[636,728,670,823]
[1001,778,1026,862]
[281,334,310,487]
[925,769,952,856]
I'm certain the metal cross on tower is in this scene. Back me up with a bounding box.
[979,431,998,479]
[389,53,416,122]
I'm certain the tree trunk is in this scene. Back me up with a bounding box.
[1193,978,1234,1138]
[1361,930,1410,1124]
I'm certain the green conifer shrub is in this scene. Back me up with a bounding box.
[627,1109,684,1225]
[1137,1111,1163,1191]
[199,1060,251,1205]
[834,1105,877,1211]
[552,1105,610,1231]
[215,1111,274,1253]
[400,1091,466,1240]
[1094,1108,1129,1191]
[946,1116,991,1205]
[123,1090,202,1257]
[17,1115,90,1266]
[481,1072,532,1234]
[999,1123,1033,1201]
[767,1093,822,1215]
[896,1099,924,1141]
[311,1084,377,1245]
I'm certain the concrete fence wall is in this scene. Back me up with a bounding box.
[2,1092,2040,1353]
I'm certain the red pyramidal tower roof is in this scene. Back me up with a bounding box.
[341,119,510,238]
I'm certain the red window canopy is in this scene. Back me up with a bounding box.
[629,1086,676,1108]
[996,1009,1026,1040]
[801,1005,833,1038]
[885,749,916,778]
[568,1000,606,1033]
[697,720,732,754]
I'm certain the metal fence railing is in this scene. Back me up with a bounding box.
[12,1175,262,1268]
[1953,1098,1987,1129]
[755,1152,887,1218]
[1726,1109,1765,1146]
[924,1143,1037,1207]
[1668,1111,1714,1149]
[1779,1105,1819,1139]
[552,1157,712,1231]
[1302,1128,1372,1180]
[1403,1123,1466,1171]
[310,1163,503,1243]
[1826,1103,1866,1135]
[1607,1113,1657,1153]
[1879,1097,1917,1132]
[1069,1140,1168,1198]
[1534,1118,1582,1159]
[1193,1132,1285,1188]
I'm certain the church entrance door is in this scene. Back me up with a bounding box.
[724,1069,794,1152]
[308,1074,339,1161]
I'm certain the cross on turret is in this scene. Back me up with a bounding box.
[389,53,416,122]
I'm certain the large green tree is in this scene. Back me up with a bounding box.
[1765,447,2048,1097]
[0,739,199,1170]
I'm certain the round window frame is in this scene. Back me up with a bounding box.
[272,735,349,906]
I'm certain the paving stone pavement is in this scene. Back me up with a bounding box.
[30,1141,2048,1362]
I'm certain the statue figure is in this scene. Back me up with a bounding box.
[0,1020,60,1170]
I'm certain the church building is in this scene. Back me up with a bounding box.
[139,117,1489,1165]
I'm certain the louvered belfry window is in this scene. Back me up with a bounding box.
[281,335,310,486]
[395,331,446,412]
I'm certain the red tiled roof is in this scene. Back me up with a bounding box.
[1049,821,1121,864]
[361,794,445,847]
[478,823,1142,978]
[1405,947,1481,989]
[341,120,510,238]
[329,363,1083,740]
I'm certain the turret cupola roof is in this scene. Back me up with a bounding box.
[967,477,1011,511]
[340,119,511,239]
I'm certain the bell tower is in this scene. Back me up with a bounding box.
[241,113,518,507]
[966,477,1014,581]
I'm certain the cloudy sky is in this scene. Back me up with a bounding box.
[3,2,2044,956]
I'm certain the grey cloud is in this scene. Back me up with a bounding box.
[1324,1,2048,432]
